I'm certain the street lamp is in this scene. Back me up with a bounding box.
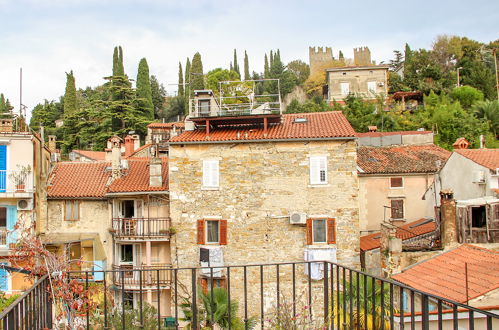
[457,67,463,87]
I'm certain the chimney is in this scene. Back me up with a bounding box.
[453,137,470,150]
[149,157,162,187]
[48,135,57,153]
[133,134,140,151]
[368,125,377,132]
[110,136,122,179]
[440,189,458,248]
[124,135,134,157]
[0,119,13,133]
[480,135,485,149]
[380,223,402,278]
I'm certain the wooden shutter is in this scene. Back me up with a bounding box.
[219,220,228,245]
[327,218,336,244]
[309,157,319,184]
[202,161,210,187]
[197,219,205,244]
[306,218,313,245]
[391,200,404,219]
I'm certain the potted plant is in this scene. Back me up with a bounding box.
[9,164,31,192]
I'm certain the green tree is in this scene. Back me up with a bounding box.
[164,95,185,121]
[0,94,13,115]
[112,46,125,77]
[233,49,240,78]
[185,57,191,89]
[286,60,310,85]
[206,68,240,93]
[473,100,499,137]
[244,50,250,81]
[150,75,166,119]
[450,86,484,109]
[63,71,78,115]
[264,54,269,78]
[190,52,205,91]
[178,62,184,97]
[136,58,154,120]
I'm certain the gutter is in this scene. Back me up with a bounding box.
[169,136,357,145]
[105,191,169,197]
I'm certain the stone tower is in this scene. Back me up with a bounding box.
[309,46,334,76]
[353,47,372,66]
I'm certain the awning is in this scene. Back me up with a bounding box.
[456,196,499,207]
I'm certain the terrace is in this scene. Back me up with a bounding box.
[111,217,172,240]
[1,261,497,329]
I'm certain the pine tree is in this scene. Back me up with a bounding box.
[136,58,154,120]
[63,71,78,115]
[264,54,270,78]
[244,51,250,81]
[178,62,184,97]
[190,52,204,91]
[233,49,240,77]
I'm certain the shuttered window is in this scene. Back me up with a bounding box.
[197,219,227,245]
[203,160,219,188]
[391,200,404,219]
[65,200,79,220]
[307,218,336,244]
[310,156,327,185]
[390,177,403,188]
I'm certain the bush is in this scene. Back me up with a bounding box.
[0,293,20,313]
[450,86,484,109]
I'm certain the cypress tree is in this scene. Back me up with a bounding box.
[264,54,269,78]
[244,51,250,81]
[190,52,204,91]
[339,50,344,60]
[230,62,233,72]
[185,57,191,87]
[276,49,281,62]
[136,58,154,120]
[233,49,240,77]
[178,62,184,97]
[270,50,274,67]
[0,94,5,113]
[112,47,120,76]
[118,46,125,76]
[64,71,78,115]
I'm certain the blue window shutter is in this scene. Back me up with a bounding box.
[6,206,17,245]
[0,263,8,291]
[0,145,6,192]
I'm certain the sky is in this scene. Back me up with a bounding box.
[0,0,498,118]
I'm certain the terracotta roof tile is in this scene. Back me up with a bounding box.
[127,144,153,158]
[357,145,450,174]
[392,244,499,303]
[455,148,499,171]
[356,130,432,138]
[170,112,355,143]
[148,121,185,129]
[107,158,168,193]
[47,162,111,198]
[47,158,168,198]
[360,218,437,251]
[72,150,106,161]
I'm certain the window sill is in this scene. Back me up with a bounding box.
[64,219,80,221]
[201,187,220,191]
[308,184,330,188]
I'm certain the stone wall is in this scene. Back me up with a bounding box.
[327,67,388,102]
[169,139,360,320]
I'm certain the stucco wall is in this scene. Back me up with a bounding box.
[327,67,388,102]
[169,139,360,318]
[359,174,434,232]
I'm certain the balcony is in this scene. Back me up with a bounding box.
[112,263,172,287]
[111,217,171,240]
[1,261,498,329]
[0,228,6,246]
[0,169,34,196]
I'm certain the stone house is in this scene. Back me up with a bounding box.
[0,120,51,294]
[44,136,172,318]
[357,138,450,234]
[168,110,360,317]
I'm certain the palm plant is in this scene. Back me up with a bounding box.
[332,274,394,329]
[473,100,499,137]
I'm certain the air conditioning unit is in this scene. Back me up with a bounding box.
[17,199,33,211]
[289,212,307,225]
[473,171,486,184]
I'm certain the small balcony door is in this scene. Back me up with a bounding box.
[0,145,6,192]
[115,199,143,218]
[118,243,141,280]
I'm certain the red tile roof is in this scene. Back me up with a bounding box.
[47,162,111,198]
[357,145,450,174]
[170,112,356,143]
[72,150,106,161]
[356,130,432,138]
[47,159,168,198]
[455,148,499,171]
[148,121,185,129]
[392,244,499,303]
[107,158,168,193]
[127,144,152,158]
[360,218,437,251]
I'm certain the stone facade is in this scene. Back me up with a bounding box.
[169,139,360,318]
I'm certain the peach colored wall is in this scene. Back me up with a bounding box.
[359,174,435,232]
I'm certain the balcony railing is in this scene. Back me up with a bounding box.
[112,263,172,287]
[1,261,498,329]
[0,170,34,193]
[111,217,171,239]
[0,228,6,246]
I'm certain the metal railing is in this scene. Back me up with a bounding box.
[0,275,52,330]
[1,261,498,329]
[0,170,34,193]
[0,229,6,246]
[112,263,172,287]
[111,217,171,239]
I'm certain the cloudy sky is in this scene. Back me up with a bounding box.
[0,0,498,118]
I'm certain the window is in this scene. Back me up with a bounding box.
[123,292,134,308]
[307,218,336,244]
[390,200,404,219]
[120,244,134,263]
[203,160,219,188]
[340,82,350,95]
[198,99,211,116]
[197,219,227,245]
[471,206,486,228]
[0,208,6,227]
[310,156,327,185]
[65,200,79,220]
[390,177,403,188]
[367,81,376,94]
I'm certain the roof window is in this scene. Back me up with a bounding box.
[293,118,308,123]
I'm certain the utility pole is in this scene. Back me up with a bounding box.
[493,48,499,100]
[457,67,463,87]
